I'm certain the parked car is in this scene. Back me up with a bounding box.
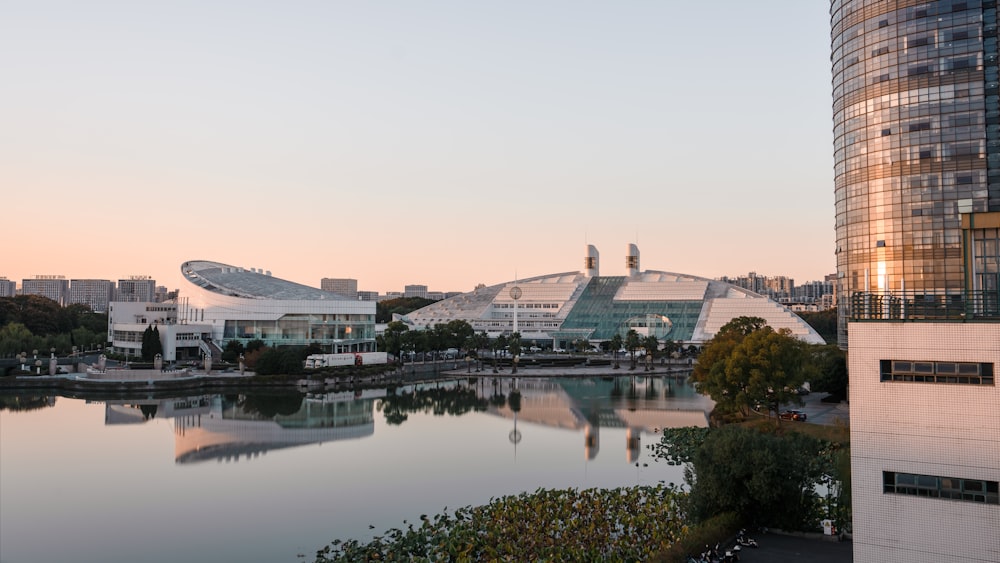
[779,410,807,421]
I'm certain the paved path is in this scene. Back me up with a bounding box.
[794,392,850,426]
[736,533,852,563]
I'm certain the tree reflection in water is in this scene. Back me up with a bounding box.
[377,384,489,426]
[0,395,53,412]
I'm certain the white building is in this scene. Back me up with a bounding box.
[179,260,376,353]
[848,323,999,562]
[107,301,213,362]
[402,244,825,348]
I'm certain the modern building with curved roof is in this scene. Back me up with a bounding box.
[179,260,376,352]
[400,245,825,347]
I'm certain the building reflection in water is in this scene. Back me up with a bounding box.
[98,375,710,465]
[103,390,383,464]
[472,375,710,464]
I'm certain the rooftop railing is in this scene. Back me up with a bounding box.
[849,290,1000,321]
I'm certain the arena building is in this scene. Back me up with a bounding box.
[178,260,376,354]
[400,245,825,348]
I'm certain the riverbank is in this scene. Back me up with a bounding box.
[0,358,695,394]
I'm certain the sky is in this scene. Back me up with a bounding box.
[2,1,835,295]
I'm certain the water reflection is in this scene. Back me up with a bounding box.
[0,375,710,563]
[0,394,55,411]
[86,375,707,465]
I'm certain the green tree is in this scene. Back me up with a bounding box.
[624,329,641,370]
[0,323,36,359]
[141,325,156,361]
[375,297,438,323]
[254,348,305,376]
[221,340,245,363]
[803,344,848,399]
[796,308,838,343]
[692,317,804,417]
[686,426,827,531]
[151,325,163,358]
[381,321,409,366]
[443,319,474,350]
[731,327,804,417]
[692,326,803,416]
[508,332,522,374]
[609,333,623,369]
[642,334,659,360]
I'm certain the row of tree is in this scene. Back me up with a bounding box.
[0,296,108,360]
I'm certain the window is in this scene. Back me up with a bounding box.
[880,360,994,385]
[884,471,998,504]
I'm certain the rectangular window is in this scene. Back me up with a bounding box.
[884,471,998,504]
[881,360,994,385]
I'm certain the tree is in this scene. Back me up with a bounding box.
[443,320,474,350]
[375,297,438,323]
[508,332,522,374]
[624,330,641,370]
[0,323,36,359]
[796,308,838,344]
[729,327,805,418]
[802,344,848,399]
[381,321,409,365]
[151,325,163,358]
[141,325,155,361]
[255,348,305,376]
[610,333,623,369]
[221,340,245,363]
[686,426,827,531]
[719,315,767,337]
[692,317,804,418]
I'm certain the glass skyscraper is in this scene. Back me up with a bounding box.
[831,0,1000,344]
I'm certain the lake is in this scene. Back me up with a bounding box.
[0,374,711,563]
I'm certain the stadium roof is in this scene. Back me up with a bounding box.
[181,260,352,301]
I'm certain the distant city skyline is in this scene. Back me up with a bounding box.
[3,260,836,296]
[3,2,834,293]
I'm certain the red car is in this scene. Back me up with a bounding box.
[779,410,807,421]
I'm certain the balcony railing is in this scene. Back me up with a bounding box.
[849,290,1000,321]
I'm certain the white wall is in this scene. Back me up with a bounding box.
[849,322,1000,563]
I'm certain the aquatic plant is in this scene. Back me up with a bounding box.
[314,484,687,562]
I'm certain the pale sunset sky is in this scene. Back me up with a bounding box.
[2,1,834,295]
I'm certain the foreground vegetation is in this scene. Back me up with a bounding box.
[315,485,686,563]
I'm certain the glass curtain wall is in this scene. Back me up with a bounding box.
[832,0,1000,344]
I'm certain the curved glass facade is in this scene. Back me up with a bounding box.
[832,0,1000,344]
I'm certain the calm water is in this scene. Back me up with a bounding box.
[0,375,710,563]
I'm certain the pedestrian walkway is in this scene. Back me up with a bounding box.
[737,533,852,563]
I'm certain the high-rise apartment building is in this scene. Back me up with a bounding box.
[116,276,156,303]
[0,277,15,297]
[832,0,999,344]
[832,3,1000,562]
[69,279,115,312]
[403,285,428,299]
[22,275,69,305]
[320,278,358,299]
